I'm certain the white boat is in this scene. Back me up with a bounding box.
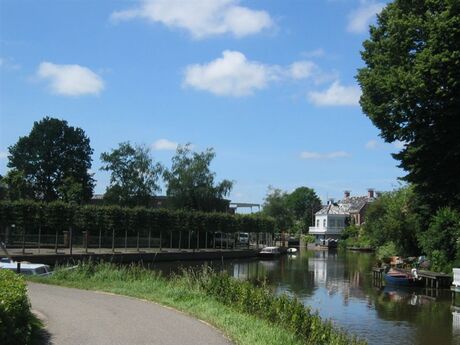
[258,246,282,258]
[0,258,52,276]
[287,248,298,254]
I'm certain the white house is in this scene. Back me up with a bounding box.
[308,201,349,244]
[308,190,378,244]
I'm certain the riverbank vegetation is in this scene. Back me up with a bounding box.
[0,270,34,345]
[30,262,366,345]
[341,186,460,272]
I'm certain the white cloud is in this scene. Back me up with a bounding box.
[184,50,273,97]
[0,151,8,159]
[288,61,316,80]
[152,138,179,151]
[302,48,326,58]
[365,140,378,149]
[111,0,273,39]
[37,62,104,96]
[300,151,350,159]
[308,81,361,106]
[184,51,318,97]
[347,2,384,34]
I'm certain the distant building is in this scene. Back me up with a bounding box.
[308,189,378,244]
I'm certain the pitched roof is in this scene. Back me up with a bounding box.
[316,203,349,215]
[339,196,375,212]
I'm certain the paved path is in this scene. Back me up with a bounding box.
[28,283,232,345]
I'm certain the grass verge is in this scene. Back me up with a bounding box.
[29,262,365,345]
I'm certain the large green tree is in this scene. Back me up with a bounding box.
[100,142,163,207]
[7,117,94,202]
[163,144,233,212]
[357,0,460,210]
[262,187,293,233]
[285,187,322,228]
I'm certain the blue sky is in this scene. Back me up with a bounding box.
[0,0,404,205]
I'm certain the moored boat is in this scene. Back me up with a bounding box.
[384,268,421,287]
[0,258,52,276]
[287,248,297,254]
[258,246,282,258]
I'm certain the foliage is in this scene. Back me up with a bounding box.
[262,187,293,232]
[0,200,275,236]
[100,142,163,207]
[340,225,372,249]
[376,242,398,261]
[285,187,322,229]
[263,186,321,234]
[357,0,460,211]
[0,270,33,345]
[0,169,35,201]
[362,186,422,255]
[301,234,316,244]
[418,207,460,271]
[163,144,233,212]
[7,117,94,202]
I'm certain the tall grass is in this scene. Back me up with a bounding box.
[32,262,366,345]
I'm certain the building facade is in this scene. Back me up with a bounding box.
[308,189,377,244]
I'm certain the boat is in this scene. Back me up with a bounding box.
[384,268,421,287]
[287,248,297,254]
[258,246,282,258]
[0,258,52,276]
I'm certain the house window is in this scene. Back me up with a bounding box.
[316,219,320,227]
[323,219,326,227]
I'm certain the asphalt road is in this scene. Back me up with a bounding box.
[28,283,233,345]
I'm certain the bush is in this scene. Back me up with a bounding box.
[376,242,397,261]
[0,270,33,345]
[301,234,315,244]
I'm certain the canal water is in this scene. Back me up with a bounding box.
[152,249,460,345]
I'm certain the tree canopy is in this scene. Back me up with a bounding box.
[100,142,163,207]
[7,117,94,203]
[356,0,460,210]
[262,186,321,233]
[163,144,233,212]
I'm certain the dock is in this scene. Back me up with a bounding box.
[372,267,453,289]
[6,248,259,265]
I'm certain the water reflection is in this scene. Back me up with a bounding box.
[151,249,458,345]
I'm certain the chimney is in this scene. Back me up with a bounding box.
[367,188,375,198]
[344,190,350,199]
[327,198,335,205]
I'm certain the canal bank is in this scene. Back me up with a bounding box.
[9,249,258,265]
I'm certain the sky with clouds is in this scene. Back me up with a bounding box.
[0,0,404,205]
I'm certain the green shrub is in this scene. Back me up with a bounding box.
[301,234,316,244]
[0,270,33,345]
[376,242,397,261]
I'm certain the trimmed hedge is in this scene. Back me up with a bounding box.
[0,200,275,236]
[0,270,33,345]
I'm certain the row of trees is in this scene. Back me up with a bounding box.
[262,186,322,233]
[0,117,233,211]
[0,200,275,236]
